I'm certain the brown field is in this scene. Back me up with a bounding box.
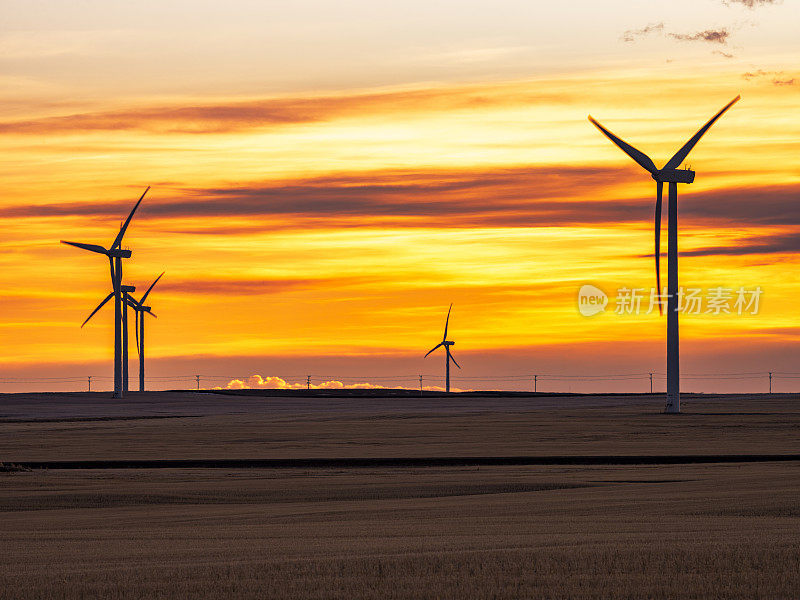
[1,391,800,598]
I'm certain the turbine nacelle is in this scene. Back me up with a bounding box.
[109,249,133,258]
[653,169,695,184]
[120,285,136,292]
[443,341,455,346]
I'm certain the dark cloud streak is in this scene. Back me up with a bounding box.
[724,0,780,7]
[680,232,800,257]
[621,23,664,43]
[0,88,564,135]
[669,29,730,44]
[0,167,640,234]
[158,277,368,296]
[4,168,800,259]
[742,70,797,86]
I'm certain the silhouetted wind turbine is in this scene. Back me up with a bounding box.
[425,304,460,392]
[128,272,164,392]
[588,97,739,414]
[62,186,150,398]
[81,282,137,392]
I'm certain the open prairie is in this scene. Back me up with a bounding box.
[2,391,800,598]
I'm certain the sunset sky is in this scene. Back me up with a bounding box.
[2,0,799,392]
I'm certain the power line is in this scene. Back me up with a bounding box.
[1,370,795,394]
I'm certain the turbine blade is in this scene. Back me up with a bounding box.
[588,116,658,174]
[449,353,461,370]
[110,186,150,250]
[61,241,108,255]
[140,271,164,304]
[81,292,114,328]
[147,311,157,319]
[425,342,443,358]
[442,303,452,341]
[135,310,140,357]
[654,182,664,317]
[663,95,740,170]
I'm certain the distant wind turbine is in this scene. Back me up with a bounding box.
[62,186,150,398]
[129,272,164,392]
[425,304,460,393]
[588,97,739,413]
[80,283,136,392]
[82,273,162,392]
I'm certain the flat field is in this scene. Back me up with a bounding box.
[1,391,799,598]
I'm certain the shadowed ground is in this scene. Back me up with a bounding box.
[1,391,799,598]
[2,391,799,460]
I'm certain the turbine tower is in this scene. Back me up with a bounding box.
[425,304,461,392]
[588,97,739,413]
[61,187,149,398]
[129,272,164,392]
[121,284,134,393]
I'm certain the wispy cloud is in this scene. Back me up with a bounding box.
[742,70,798,86]
[621,23,664,43]
[681,185,800,228]
[680,232,800,257]
[159,277,367,296]
[723,0,781,7]
[0,85,564,135]
[669,29,730,44]
[622,23,731,46]
[5,171,800,237]
[0,166,640,229]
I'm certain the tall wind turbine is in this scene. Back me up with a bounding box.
[128,272,164,392]
[62,187,150,398]
[588,97,739,413]
[425,304,460,392]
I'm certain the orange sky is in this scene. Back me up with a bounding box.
[2,1,799,392]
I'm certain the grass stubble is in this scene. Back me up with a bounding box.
[0,392,799,599]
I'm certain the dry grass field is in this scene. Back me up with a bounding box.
[1,391,800,598]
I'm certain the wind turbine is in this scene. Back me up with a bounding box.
[129,272,164,392]
[588,97,739,413]
[425,304,460,392]
[81,273,163,392]
[62,186,150,398]
[80,282,136,392]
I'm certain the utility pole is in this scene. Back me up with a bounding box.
[769,371,773,394]
[649,372,653,394]
[195,375,200,390]
[419,375,423,392]
[87,376,92,392]
[534,374,537,393]
[307,375,311,390]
